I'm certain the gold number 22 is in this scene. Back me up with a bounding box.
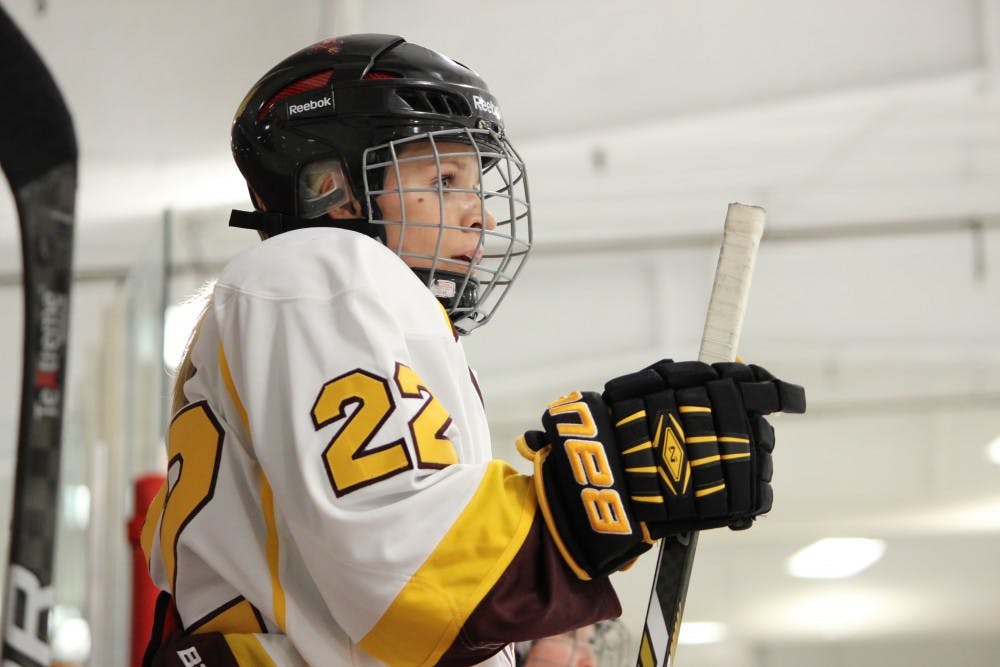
[311,363,458,496]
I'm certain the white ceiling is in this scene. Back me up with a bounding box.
[1,1,999,666]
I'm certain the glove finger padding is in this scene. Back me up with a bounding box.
[604,359,803,536]
[673,384,728,523]
[608,394,672,526]
[712,362,807,415]
[704,378,754,518]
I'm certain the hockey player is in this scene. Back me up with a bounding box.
[141,34,805,667]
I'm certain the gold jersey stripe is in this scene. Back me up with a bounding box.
[435,301,458,340]
[691,455,722,467]
[679,405,711,414]
[722,452,752,461]
[225,634,278,667]
[220,342,288,632]
[140,483,167,570]
[621,441,652,455]
[626,466,658,474]
[686,435,718,444]
[190,598,264,634]
[260,471,287,633]
[359,461,538,665]
[631,495,664,504]
[218,342,251,434]
[719,436,750,444]
[695,482,726,497]
[616,410,646,427]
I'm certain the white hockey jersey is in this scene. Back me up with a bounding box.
[142,228,618,667]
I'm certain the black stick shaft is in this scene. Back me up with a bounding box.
[0,5,77,666]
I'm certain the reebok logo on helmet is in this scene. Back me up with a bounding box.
[472,95,501,121]
[287,94,334,117]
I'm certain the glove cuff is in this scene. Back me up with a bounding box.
[524,392,650,580]
[517,435,593,580]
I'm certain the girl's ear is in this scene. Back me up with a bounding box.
[300,158,359,219]
[327,197,363,219]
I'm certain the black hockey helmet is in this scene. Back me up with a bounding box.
[232,34,506,222]
[229,35,532,334]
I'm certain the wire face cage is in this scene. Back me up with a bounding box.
[363,128,532,333]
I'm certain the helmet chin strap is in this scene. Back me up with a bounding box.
[409,267,480,319]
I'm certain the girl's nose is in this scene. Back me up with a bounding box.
[459,193,496,231]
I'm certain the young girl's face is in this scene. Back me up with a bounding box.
[376,140,497,275]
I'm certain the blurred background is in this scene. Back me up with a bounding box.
[1,1,999,665]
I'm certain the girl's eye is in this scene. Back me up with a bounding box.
[437,175,453,188]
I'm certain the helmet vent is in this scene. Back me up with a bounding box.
[397,89,471,117]
[363,70,401,80]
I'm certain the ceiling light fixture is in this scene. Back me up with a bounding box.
[678,622,727,645]
[987,436,1000,465]
[787,537,886,579]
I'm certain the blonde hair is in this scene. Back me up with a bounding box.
[170,282,215,415]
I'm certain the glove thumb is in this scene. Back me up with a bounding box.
[515,430,549,462]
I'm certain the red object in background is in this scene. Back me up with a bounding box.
[127,473,166,667]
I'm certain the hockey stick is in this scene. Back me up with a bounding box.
[0,5,77,667]
[636,203,765,667]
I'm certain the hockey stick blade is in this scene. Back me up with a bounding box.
[636,203,765,667]
[0,5,77,667]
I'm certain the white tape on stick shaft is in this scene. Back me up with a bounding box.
[698,203,765,364]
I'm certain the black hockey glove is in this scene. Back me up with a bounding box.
[517,362,805,581]
[603,360,805,538]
